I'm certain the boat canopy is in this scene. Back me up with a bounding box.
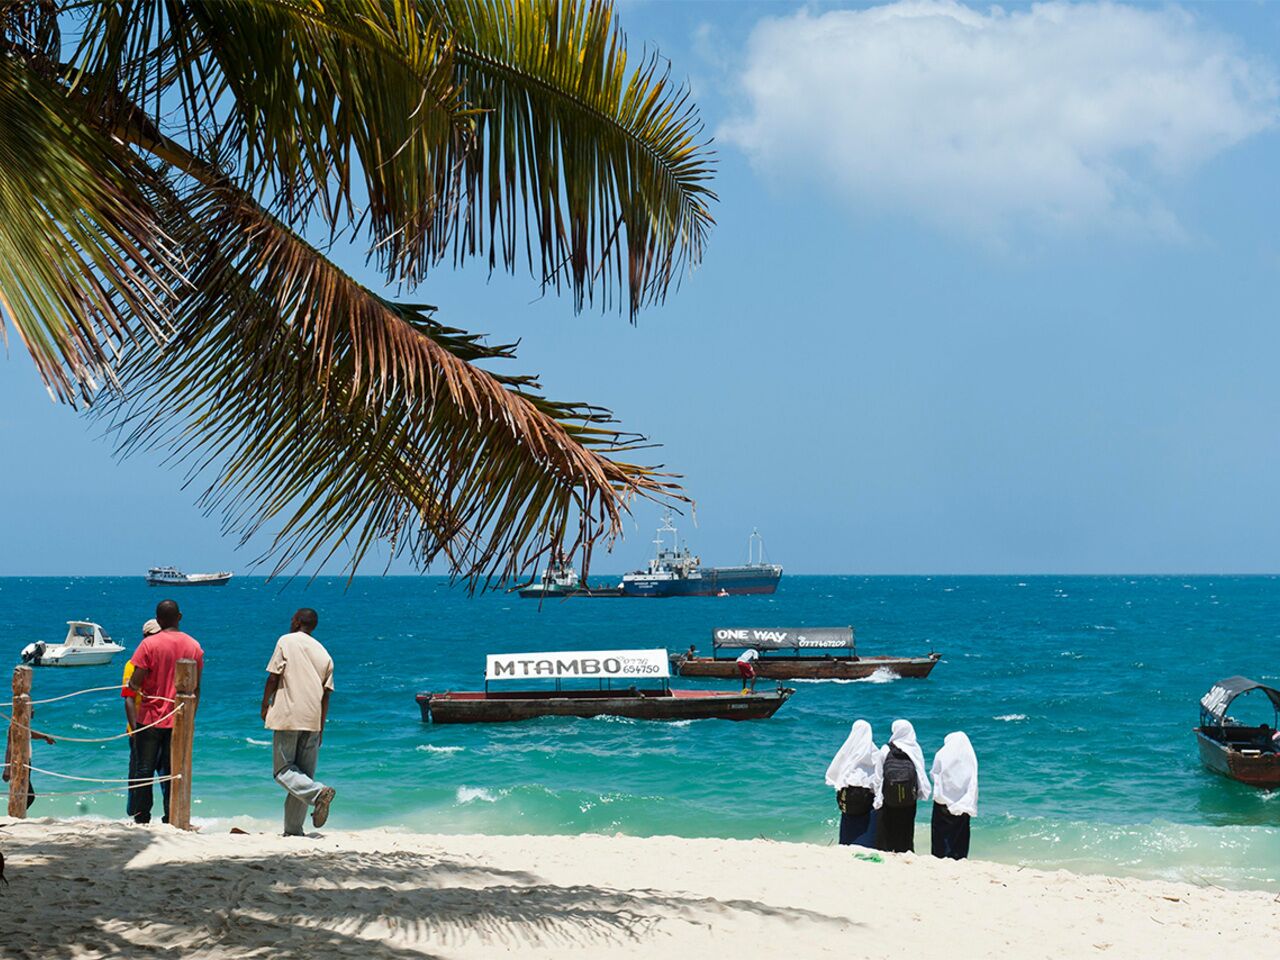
[485,649,670,682]
[1200,676,1280,723]
[712,627,853,651]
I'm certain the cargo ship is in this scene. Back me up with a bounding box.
[619,513,782,597]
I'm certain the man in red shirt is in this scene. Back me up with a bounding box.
[127,599,204,824]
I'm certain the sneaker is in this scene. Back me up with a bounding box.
[312,786,336,828]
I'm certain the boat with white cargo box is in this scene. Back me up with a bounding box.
[20,621,126,667]
[673,627,941,680]
[417,648,794,723]
[146,565,233,587]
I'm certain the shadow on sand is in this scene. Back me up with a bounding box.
[0,823,858,958]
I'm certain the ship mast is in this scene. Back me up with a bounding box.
[655,510,678,556]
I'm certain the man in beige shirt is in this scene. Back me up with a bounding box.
[260,608,336,835]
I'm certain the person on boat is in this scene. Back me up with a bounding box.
[127,599,204,824]
[261,608,336,835]
[122,618,161,818]
[930,731,978,860]
[736,648,760,693]
[873,719,931,853]
[682,644,698,662]
[3,709,55,810]
[825,719,880,847]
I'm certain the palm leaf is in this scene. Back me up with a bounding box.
[431,0,717,314]
[71,0,715,312]
[0,53,175,402]
[98,177,677,583]
[4,0,711,585]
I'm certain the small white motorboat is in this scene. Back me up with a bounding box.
[20,621,126,667]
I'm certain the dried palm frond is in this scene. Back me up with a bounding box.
[3,0,713,584]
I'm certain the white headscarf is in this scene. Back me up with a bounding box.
[930,731,978,817]
[825,720,879,791]
[874,719,932,808]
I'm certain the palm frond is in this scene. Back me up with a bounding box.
[70,1,466,260]
[98,179,677,583]
[0,53,175,401]
[71,0,715,313]
[432,0,717,314]
[3,0,711,586]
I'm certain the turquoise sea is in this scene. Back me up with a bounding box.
[3,575,1278,890]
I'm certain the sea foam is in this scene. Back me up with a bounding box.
[456,786,499,804]
[792,667,899,685]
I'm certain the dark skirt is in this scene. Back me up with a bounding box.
[839,808,877,848]
[875,802,917,852]
[931,802,971,860]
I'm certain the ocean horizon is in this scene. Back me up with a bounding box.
[4,574,1277,890]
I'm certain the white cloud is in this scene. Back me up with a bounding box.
[720,1,1278,240]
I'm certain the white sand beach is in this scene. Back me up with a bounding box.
[1,818,1275,958]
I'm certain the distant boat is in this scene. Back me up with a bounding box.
[146,566,233,587]
[1194,676,1280,788]
[416,648,794,724]
[619,513,782,597]
[515,556,622,599]
[673,627,942,680]
[20,621,125,667]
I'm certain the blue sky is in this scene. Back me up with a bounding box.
[4,0,1280,576]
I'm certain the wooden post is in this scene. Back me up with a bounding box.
[169,658,197,830]
[7,666,32,818]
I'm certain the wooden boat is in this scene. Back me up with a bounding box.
[1194,676,1280,788]
[419,687,792,723]
[416,647,794,724]
[672,627,941,681]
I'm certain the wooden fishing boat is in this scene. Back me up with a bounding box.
[1194,676,1280,788]
[417,648,794,724]
[672,627,941,680]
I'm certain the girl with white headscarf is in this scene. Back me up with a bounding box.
[930,731,978,860]
[873,719,931,853]
[824,720,880,847]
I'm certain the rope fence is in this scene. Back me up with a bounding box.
[25,764,185,785]
[0,702,184,743]
[6,662,198,827]
[31,782,182,799]
[0,684,176,709]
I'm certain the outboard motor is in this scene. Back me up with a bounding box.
[19,641,45,664]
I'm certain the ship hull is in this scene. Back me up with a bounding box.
[26,646,126,667]
[620,566,781,597]
[417,687,793,723]
[517,585,623,599]
[1195,729,1280,787]
[146,574,233,587]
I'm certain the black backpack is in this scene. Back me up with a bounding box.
[881,744,919,808]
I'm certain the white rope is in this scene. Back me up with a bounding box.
[22,764,184,785]
[32,782,180,798]
[0,702,184,742]
[0,687,176,709]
